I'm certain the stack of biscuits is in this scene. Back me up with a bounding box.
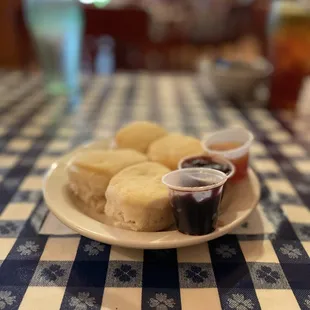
[67,121,203,232]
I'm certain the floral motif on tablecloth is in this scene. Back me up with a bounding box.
[215,244,237,258]
[241,222,249,229]
[20,158,34,166]
[83,241,105,256]
[300,226,310,238]
[296,183,310,194]
[0,291,16,309]
[69,292,96,310]
[0,222,18,235]
[12,190,41,203]
[280,162,292,171]
[149,293,175,310]
[227,294,254,310]
[40,264,65,282]
[17,241,39,256]
[256,265,280,284]
[4,178,20,189]
[185,266,208,283]
[113,264,137,282]
[304,295,310,309]
[280,244,302,259]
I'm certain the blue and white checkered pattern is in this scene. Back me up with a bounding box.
[0,72,309,310]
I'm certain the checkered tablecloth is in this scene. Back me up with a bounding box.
[0,71,309,310]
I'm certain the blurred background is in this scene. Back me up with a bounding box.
[0,0,309,110]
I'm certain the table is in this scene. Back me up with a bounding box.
[0,71,309,310]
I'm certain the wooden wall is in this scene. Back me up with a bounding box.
[0,0,269,70]
[0,0,23,68]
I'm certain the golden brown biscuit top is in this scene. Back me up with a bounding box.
[69,149,148,177]
[147,133,203,170]
[115,121,167,153]
[108,162,171,207]
[111,162,170,180]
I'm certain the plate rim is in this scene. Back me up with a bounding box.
[43,143,260,249]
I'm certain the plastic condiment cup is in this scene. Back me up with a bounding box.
[178,154,235,180]
[162,168,228,235]
[201,128,254,181]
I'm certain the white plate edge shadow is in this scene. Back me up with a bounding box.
[42,143,261,249]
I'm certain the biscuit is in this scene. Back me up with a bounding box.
[105,162,174,231]
[67,149,147,212]
[115,121,167,153]
[147,133,203,170]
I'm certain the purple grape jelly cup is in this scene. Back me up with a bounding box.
[162,168,228,236]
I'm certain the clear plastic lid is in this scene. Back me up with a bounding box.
[201,127,254,160]
[178,154,236,179]
[162,168,228,192]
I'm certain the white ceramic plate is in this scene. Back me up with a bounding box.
[43,140,260,249]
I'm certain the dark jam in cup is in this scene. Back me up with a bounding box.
[181,156,232,175]
[162,168,227,236]
[171,180,223,235]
